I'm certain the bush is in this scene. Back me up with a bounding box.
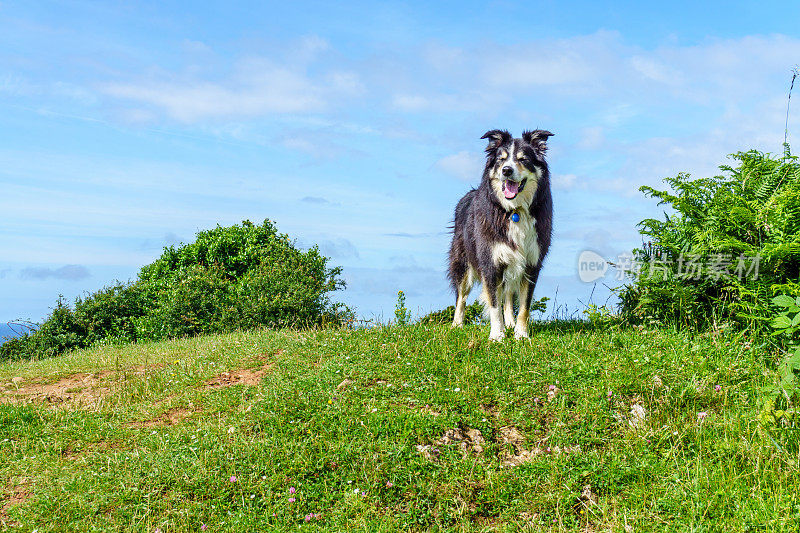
[419,301,484,325]
[418,297,548,326]
[134,264,234,341]
[618,147,800,330]
[11,297,86,360]
[74,282,148,344]
[1,220,348,361]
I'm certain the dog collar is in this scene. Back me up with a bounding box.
[511,213,520,223]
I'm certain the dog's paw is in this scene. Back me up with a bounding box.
[514,328,529,339]
[489,330,505,342]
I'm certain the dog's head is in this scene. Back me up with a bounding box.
[481,129,553,210]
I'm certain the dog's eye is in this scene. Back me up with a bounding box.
[518,157,528,163]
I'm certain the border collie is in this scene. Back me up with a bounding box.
[448,129,553,341]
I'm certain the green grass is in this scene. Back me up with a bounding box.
[1,322,799,532]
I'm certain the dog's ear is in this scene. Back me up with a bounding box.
[481,129,511,152]
[522,130,554,154]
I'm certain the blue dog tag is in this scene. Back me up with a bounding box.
[511,213,520,223]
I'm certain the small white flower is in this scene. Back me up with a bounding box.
[454,387,461,392]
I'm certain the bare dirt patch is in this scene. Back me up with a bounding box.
[420,404,440,417]
[498,425,581,467]
[336,378,354,390]
[1,372,115,408]
[480,403,499,419]
[414,424,582,467]
[416,427,486,461]
[1,479,32,526]
[0,365,165,408]
[203,361,274,389]
[129,407,193,428]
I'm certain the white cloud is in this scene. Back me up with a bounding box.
[103,73,324,122]
[552,174,578,190]
[629,56,684,85]
[434,150,484,182]
[392,94,429,112]
[0,73,39,96]
[387,32,800,116]
[52,81,97,104]
[19,264,91,281]
[100,37,363,122]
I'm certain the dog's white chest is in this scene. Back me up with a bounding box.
[491,212,539,283]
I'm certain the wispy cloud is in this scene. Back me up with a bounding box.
[390,32,800,114]
[301,196,331,204]
[101,37,364,122]
[434,150,484,182]
[552,174,578,190]
[383,232,446,238]
[19,264,91,281]
[318,238,359,259]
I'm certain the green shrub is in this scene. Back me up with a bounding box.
[74,282,148,344]
[618,147,800,330]
[419,301,483,325]
[759,294,800,451]
[418,297,548,326]
[24,297,86,359]
[582,304,620,328]
[232,252,340,330]
[1,220,348,361]
[134,264,235,341]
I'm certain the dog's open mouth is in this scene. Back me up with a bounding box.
[503,179,527,200]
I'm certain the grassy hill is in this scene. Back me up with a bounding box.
[0,323,797,531]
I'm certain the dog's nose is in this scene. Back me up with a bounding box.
[502,166,513,177]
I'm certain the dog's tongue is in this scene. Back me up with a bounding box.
[503,180,520,199]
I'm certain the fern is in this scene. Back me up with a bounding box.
[620,147,800,330]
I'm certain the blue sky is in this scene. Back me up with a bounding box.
[1,0,799,325]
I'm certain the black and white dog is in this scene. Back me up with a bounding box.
[448,129,553,341]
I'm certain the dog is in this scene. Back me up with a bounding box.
[448,129,553,341]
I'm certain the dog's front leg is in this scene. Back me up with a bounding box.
[481,276,505,342]
[516,265,541,339]
[503,288,515,328]
[452,275,472,327]
[514,279,530,339]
